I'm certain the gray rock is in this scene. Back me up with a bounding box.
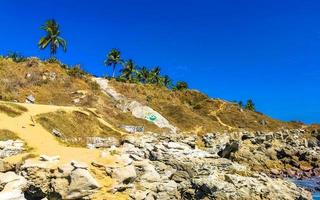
[109,165,137,184]
[66,168,100,199]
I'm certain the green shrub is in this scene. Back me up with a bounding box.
[67,65,87,78]
[46,57,61,64]
[6,52,27,63]
[174,81,188,91]
[245,99,255,111]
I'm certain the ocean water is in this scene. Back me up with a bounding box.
[291,178,320,200]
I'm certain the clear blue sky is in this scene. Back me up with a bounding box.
[0,0,319,123]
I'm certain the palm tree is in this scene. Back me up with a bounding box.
[137,66,150,83]
[149,66,161,84]
[38,19,67,57]
[105,49,121,78]
[162,75,172,88]
[120,59,137,82]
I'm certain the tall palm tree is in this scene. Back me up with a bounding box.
[38,19,67,57]
[105,49,121,78]
[120,59,137,82]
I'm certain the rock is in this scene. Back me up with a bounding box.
[0,190,26,200]
[94,78,178,133]
[163,142,190,150]
[109,165,137,184]
[66,168,100,199]
[0,140,24,158]
[0,160,14,173]
[52,129,62,137]
[134,161,161,182]
[25,95,35,104]
[39,155,60,162]
[51,178,69,197]
[70,160,88,169]
[72,98,80,104]
[86,137,120,149]
[0,172,27,200]
[218,140,240,159]
[171,171,189,183]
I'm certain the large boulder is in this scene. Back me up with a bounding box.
[0,172,28,200]
[66,168,100,199]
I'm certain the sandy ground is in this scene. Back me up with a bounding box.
[0,101,128,200]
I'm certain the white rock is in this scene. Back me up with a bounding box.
[0,190,26,200]
[39,155,60,162]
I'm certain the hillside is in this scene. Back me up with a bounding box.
[0,56,319,199]
[0,57,307,134]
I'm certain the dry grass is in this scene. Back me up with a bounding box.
[36,110,121,147]
[0,129,20,140]
[110,80,304,133]
[0,102,27,117]
[0,57,307,135]
[0,57,100,107]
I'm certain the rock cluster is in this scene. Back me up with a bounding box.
[0,140,24,158]
[227,129,320,179]
[0,157,99,200]
[96,133,311,200]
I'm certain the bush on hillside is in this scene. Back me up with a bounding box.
[67,65,87,78]
[6,52,27,63]
[174,81,188,91]
[245,99,255,111]
[46,57,61,64]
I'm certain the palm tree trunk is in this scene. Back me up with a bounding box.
[112,64,116,78]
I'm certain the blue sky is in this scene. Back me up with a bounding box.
[0,0,319,123]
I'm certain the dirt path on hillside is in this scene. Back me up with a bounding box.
[0,102,127,199]
[210,101,234,130]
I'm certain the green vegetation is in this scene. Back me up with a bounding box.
[105,49,122,78]
[120,59,137,82]
[5,52,27,63]
[67,65,88,78]
[245,99,255,111]
[237,99,256,111]
[102,47,189,90]
[38,19,67,57]
[174,81,188,91]
[0,129,20,141]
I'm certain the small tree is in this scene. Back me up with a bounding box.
[238,101,244,108]
[245,99,255,111]
[174,81,188,90]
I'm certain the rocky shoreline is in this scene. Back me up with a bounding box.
[0,128,319,199]
[93,131,314,199]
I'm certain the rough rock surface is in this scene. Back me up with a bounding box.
[20,159,99,199]
[96,132,312,200]
[94,78,177,133]
[0,140,24,158]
